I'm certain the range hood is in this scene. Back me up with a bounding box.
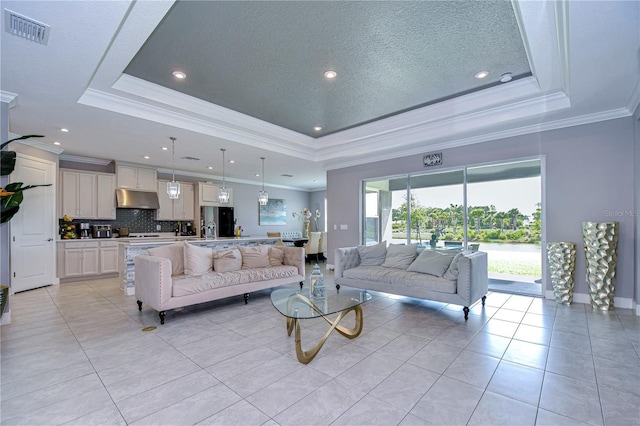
[116,189,160,209]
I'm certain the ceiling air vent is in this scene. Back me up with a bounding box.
[181,156,200,161]
[280,174,294,178]
[4,9,50,45]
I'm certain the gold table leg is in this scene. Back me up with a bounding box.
[284,294,364,364]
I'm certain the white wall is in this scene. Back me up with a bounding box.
[327,117,636,303]
[1,102,9,295]
[634,107,640,313]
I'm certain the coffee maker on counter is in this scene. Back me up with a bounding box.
[78,223,91,239]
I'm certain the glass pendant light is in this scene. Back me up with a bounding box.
[218,148,230,204]
[258,156,268,206]
[167,136,180,199]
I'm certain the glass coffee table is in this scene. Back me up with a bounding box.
[270,286,372,364]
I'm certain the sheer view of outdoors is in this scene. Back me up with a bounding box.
[364,160,542,295]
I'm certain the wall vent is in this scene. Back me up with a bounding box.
[4,9,50,45]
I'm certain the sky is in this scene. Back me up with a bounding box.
[385,177,541,216]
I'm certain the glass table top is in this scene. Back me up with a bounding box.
[270,286,371,319]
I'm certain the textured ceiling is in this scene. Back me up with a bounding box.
[125,1,531,137]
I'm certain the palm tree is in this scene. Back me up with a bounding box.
[508,208,522,230]
[469,208,485,233]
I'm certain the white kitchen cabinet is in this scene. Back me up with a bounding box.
[116,164,157,191]
[96,174,116,219]
[60,170,97,219]
[156,180,195,221]
[60,169,116,220]
[62,241,99,277]
[198,182,233,206]
[99,241,119,274]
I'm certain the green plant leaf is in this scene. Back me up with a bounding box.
[1,151,17,176]
[1,182,52,224]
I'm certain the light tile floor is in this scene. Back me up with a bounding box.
[1,267,639,425]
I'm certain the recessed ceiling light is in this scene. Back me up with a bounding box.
[255,173,260,177]
[500,72,513,83]
[475,71,489,79]
[229,160,235,164]
[53,141,61,145]
[207,166,213,170]
[144,156,150,159]
[324,70,337,79]
[161,147,168,151]
[60,128,69,132]
[314,126,322,132]
[172,71,186,79]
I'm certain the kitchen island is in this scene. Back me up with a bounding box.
[118,237,278,295]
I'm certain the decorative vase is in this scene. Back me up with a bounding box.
[582,221,619,310]
[303,221,310,238]
[546,242,576,305]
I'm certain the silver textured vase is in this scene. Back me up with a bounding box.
[546,242,576,305]
[582,221,619,311]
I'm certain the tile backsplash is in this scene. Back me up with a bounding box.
[59,209,194,235]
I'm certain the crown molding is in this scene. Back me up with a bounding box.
[316,90,570,162]
[0,91,18,108]
[324,107,632,171]
[156,167,307,191]
[59,154,112,165]
[78,88,314,160]
[7,132,63,154]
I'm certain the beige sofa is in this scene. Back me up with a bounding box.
[135,242,305,324]
[334,242,488,320]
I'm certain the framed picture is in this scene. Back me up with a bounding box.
[259,198,287,225]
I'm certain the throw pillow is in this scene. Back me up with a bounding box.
[382,244,418,269]
[356,240,387,266]
[239,245,271,269]
[212,248,242,273]
[269,246,285,266]
[148,241,184,276]
[407,250,457,277]
[183,243,213,276]
[443,252,465,280]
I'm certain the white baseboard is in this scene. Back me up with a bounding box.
[326,263,335,271]
[545,290,638,314]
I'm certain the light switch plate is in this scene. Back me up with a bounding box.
[156,224,161,231]
[340,224,348,230]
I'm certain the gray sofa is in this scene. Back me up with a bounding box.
[334,243,488,319]
[135,242,305,324]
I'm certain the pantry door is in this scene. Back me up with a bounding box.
[10,153,57,292]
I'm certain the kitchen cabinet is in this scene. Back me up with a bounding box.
[116,164,157,191]
[61,241,99,277]
[156,180,195,221]
[60,170,97,219]
[99,241,119,274]
[96,174,116,219]
[198,182,233,206]
[60,169,116,220]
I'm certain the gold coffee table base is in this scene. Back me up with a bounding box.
[284,293,364,364]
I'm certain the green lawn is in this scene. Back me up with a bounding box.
[488,259,541,277]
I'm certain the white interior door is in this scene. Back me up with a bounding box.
[10,154,57,293]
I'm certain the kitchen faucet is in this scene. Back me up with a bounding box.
[206,221,216,239]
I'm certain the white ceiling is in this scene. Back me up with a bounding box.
[1,1,639,192]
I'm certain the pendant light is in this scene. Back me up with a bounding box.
[167,137,180,199]
[258,156,268,206]
[218,148,230,204]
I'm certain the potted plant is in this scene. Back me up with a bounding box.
[1,134,51,317]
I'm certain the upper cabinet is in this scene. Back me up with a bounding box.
[59,170,115,219]
[198,182,233,207]
[116,164,157,191]
[156,180,195,221]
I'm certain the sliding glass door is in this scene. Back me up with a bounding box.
[362,158,542,296]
